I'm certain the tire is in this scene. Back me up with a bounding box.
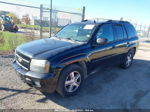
[1,25,5,31]
[14,26,18,33]
[56,64,84,97]
[10,25,18,33]
[121,49,135,69]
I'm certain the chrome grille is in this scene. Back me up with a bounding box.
[15,51,31,71]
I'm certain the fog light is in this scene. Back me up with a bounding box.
[25,77,31,82]
[34,81,41,87]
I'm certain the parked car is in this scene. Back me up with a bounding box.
[12,20,139,97]
[0,15,18,32]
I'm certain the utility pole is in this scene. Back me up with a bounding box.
[140,23,142,32]
[40,4,43,39]
[49,0,52,37]
[82,6,85,21]
[143,24,146,31]
[147,26,150,38]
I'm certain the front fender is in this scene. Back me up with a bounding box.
[59,53,88,67]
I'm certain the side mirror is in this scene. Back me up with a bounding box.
[96,38,108,45]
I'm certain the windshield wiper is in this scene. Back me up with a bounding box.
[54,35,62,40]
[66,37,73,40]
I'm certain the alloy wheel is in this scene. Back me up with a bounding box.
[65,71,81,93]
[126,53,132,67]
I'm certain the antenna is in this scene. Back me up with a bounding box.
[120,17,123,21]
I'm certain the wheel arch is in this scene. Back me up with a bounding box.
[73,61,88,79]
[129,47,136,56]
[59,61,88,79]
[133,47,136,55]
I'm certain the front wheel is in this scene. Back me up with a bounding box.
[56,64,84,97]
[121,49,134,69]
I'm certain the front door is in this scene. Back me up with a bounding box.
[87,23,117,71]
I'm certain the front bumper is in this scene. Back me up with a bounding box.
[12,61,57,93]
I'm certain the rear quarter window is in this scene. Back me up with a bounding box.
[124,23,137,38]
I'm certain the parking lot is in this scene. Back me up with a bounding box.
[0,43,150,110]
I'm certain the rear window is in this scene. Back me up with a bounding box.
[124,23,137,38]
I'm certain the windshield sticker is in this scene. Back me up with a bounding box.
[83,25,95,29]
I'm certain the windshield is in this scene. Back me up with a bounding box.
[55,24,96,42]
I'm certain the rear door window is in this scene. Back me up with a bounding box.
[113,24,127,40]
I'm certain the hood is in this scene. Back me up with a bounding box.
[16,37,81,59]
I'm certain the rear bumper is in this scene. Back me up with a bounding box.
[12,61,57,93]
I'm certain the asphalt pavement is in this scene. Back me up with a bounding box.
[0,44,150,110]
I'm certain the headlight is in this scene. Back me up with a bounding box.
[30,59,50,73]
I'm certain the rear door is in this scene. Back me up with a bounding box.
[112,23,128,62]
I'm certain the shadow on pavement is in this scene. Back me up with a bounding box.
[36,66,123,109]
[36,59,150,109]
[0,87,42,100]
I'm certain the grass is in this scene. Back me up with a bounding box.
[0,32,30,51]
[17,24,41,30]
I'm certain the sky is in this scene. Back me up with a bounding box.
[0,0,150,25]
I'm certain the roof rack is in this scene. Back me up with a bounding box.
[81,19,130,24]
[82,19,88,22]
[82,19,97,23]
[106,20,130,23]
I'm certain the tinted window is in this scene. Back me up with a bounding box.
[96,24,114,42]
[113,24,125,40]
[122,26,128,38]
[124,23,137,38]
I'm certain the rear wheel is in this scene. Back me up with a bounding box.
[56,64,84,97]
[121,49,134,69]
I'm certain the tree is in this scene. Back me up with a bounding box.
[21,14,30,24]
[6,12,21,24]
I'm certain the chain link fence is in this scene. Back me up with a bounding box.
[0,1,149,54]
[132,23,150,38]
[0,1,83,54]
[0,1,83,38]
[41,4,83,38]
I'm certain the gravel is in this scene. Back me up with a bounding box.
[0,45,150,110]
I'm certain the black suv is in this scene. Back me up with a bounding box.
[12,20,139,97]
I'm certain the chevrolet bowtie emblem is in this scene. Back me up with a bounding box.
[18,57,23,62]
